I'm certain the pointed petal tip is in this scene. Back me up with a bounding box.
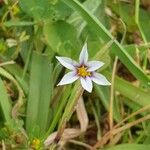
[55,56,76,70]
[57,83,61,86]
[92,72,111,86]
[104,81,111,86]
[83,42,87,47]
[87,89,92,93]
[87,61,105,72]
[107,82,111,85]
[55,56,60,59]
[55,56,61,62]
[79,43,88,64]
[80,77,93,93]
[57,72,79,86]
[57,81,63,86]
[86,87,92,93]
[105,79,111,85]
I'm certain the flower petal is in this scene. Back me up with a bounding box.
[91,72,111,85]
[87,61,104,72]
[57,72,79,86]
[79,43,88,64]
[80,76,93,93]
[56,56,78,70]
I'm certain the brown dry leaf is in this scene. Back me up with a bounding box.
[76,96,89,132]
[108,132,123,146]
[141,0,150,9]
[44,96,89,147]
[44,128,81,146]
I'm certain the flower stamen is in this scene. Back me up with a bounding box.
[77,66,91,77]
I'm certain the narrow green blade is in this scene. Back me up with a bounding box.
[0,77,11,123]
[26,51,53,135]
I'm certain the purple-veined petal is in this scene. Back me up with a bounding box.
[91,72,111,85]
[80,76,93,93]
[87,61,104,72]
[56,56,78,70]
[79,43,88,64]
[57,71,79,86]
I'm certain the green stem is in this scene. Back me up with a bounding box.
[56,82,84,138]
[135,0,148,70]
[46,86,71,135]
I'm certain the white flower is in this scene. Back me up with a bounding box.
[56,43,111,93]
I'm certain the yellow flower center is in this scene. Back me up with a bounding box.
[77,66,91,77]
[31,138,40,150]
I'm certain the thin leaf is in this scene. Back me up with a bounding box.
[0,77,11,123]
[104,71,150,107]
[26,52,53,135]
[76,96,88,132]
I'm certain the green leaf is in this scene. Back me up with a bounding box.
[103,144,150,150]
[19,0,51,20]
[46,86,72,134]
[26,52,53,135]
[44,20,80,58]
[110,2,150,40]
[104,71,150,107]
[3,20,36,27]
[68,0,102,36]
[138,5,150,41]
[95,85,121,122]
[109,2,136,30]
[0,77,11,123]
[62,0,150,87]
[3,64,29,94]
[19,0,72,21]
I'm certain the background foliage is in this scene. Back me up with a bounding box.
[0,0,150,149]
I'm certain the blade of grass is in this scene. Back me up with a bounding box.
[3,64,29,94]
[135,0,148,70]
[62,0,150,87]
[95,72,150,123]
[95,85,121,122]
[58,82,83,128]
[104,71,150,107]
[3,20,36,27]
[0,77,11,123]
[26,51,53,135]
[54,81,84,142]
[0,67,25,119]
[46,86,72,135]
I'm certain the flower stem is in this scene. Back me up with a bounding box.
[55,81,84,142]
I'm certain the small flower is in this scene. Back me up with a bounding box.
[56,43,111,93]
[31,138,41,150]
